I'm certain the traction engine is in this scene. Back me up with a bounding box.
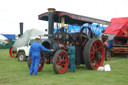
[28,8,111,74]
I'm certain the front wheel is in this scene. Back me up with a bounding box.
[18,52,26,62]
[53,50,69,74]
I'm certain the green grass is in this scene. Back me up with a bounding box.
[0,49,128,85]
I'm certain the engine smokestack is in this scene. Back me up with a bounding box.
[19,22,23,36]
[48,8,56,39]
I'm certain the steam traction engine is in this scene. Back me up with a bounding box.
[28,8,111,74]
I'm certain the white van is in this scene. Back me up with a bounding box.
[17,36,48,61]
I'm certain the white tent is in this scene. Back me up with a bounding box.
[0,35,7,40]
[0,39,8,44]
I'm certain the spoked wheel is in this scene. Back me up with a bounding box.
[27,53,45,72]
[83,38,105,70]
[53,50,69,74]
[111,51,115,57]
[105,51,111,61]
[80,26,94,46]
[9,46,17,58]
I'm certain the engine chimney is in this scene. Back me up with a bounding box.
[19,22,23,36]
[48,8,56,39]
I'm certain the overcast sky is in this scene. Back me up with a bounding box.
[0,0,128,34]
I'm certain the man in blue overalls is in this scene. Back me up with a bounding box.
[28,36,54,75]
[67,42,76,72]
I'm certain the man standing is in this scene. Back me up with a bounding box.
[28,36,54,75]
[67,42,76,72]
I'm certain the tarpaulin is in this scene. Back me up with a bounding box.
[104,17,128,37]
[111,17,128,24]
[12,29,46,51]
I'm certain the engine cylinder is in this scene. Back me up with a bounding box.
[42,40,52,49]
[42,40,68,52]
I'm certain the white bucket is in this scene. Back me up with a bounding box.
[104,64,111,71]
[97,67,104,71]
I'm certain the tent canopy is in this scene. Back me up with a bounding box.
[0,35,7,40]
[104,17,128,37]
[2,34,16,40]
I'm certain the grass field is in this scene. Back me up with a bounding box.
[0,49,128,85]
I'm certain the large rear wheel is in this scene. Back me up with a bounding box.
[83,38,105,70]
[53,50,69,74]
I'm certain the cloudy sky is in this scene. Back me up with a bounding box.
[0,0,128,34]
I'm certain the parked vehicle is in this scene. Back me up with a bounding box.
[9,36,48,61]
[103,17,128,58]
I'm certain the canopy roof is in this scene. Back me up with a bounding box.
[0,35,7,40]
[104,17,128,37]
[39,11,111,26]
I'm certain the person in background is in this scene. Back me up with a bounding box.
[28,36,54,75]
[66,41,70,47]
[108,39,113,49]
[67,42,75,72]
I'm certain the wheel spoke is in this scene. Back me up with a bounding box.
[87,31,91,37]
[80,26,93,39]
[90,49,95,60]
[62,61,66,66]
[37,54,45,71]
[93,42,98,50]
[56,59,60,64]
[82,35,86,38]
[97,47,102,51]
[90,56,95,60]
[90,50,95,55]
[91,44,95,50]
[57,63,64,71]
[82,40,87,46]
[94,60,99,67]
[56,64,59,70]
[59,65,62,70]
[91,60,98,67]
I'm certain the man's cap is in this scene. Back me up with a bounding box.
[35,36,40,40]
